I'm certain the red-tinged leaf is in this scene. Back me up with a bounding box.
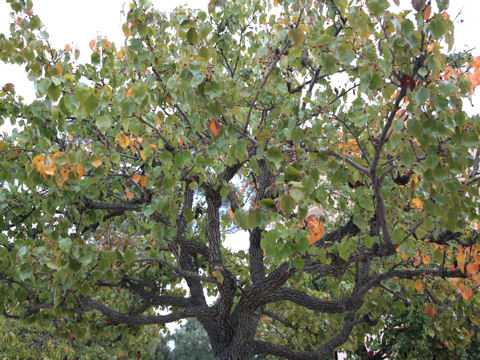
[462,287,473,301]
[400,75,416,91]
[126,88,132,97]
[140,175,147,187]
[125,188,134,200]
[106,318,113,325]
[466,262,479,275]
[425,306,436,316]
[89,40,96,51]
[132,174,141,184]
[209,118,220,137]
[166,97,172,105]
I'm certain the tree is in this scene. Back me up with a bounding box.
[1,0,480,358]
[151,319,214,360]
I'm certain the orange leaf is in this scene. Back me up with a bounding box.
[60,168,69,182]
[166,97,172,105]
[68,135,73,141]
[55,64,62,76]
[125,188,134,200]
[414,279,423,292]
[75,164,85,179]
[411,197,423,210]
[209,118,220,137]
[177,137,184,148]
[401,251,409,260]
[423,4,431,21]
[466,262,479,275]
[140,175,147,187]
[132,174,141,184]
[92,158,102,168]
[422,253,431,265]
[126,88,132,97]
[140,150,146,161]
[65,44,71,52]
[32,155,46,173]
[89,40,96,51]
[461,287,473,301]
[473,56,480,69]
[441,11,450,19]
[305,216,325,245]
[274,0,278,6]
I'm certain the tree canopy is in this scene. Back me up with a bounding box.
[1,0,480,358]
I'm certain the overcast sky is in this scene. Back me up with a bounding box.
[1,0,479,101]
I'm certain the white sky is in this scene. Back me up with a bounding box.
[1,0,479,102]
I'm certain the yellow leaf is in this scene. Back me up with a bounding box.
[140,150,146,161]
[117,134,130,149]
[132,174,141,184]
[122,23,131,38]
[125,188,134,200]
[209,118,220,137]
[75,164,85,179]
[414,279,423,292]
[92,158,102,168]
[140,175,147,187]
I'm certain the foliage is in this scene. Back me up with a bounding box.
[348,304,480,360]
[1,0,480,358]
[0,315,155,359]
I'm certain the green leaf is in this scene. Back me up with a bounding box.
[96,116,112,131]
[280,194,295,216]
[187,28,198,45]
[46,84,60,101]
[415,87,429,104]
[438,80,455,96]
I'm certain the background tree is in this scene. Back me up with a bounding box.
[0,315,156,359]
[1,0,480,359]
[151,319,214,360]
